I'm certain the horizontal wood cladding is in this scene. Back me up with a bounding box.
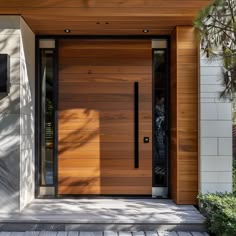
[2,7,210,15]
[59,86,151,95]
[59,74,152,83]
[58,39,152,195]
[58,143,152,152]
[171,26,198,205]
[58,177,152,187]
[59,94,152,102]
[60,49,152,58]
[0,0,212,8]
[32,29,172,36]
[58,186,151,195]
[59,169,152,178]
[60,66,151,74]
[60,58,152,66]
[59,132,152,143]
[58,150,152,160]
[59,159,152,169]
[0,1,211,35]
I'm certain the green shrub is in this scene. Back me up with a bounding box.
[233,159,236,194]
[198,193,236,236]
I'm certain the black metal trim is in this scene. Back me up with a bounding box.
[152,42,171,195]
[166,38,171,198]
[35,35,171,198]
[134,82,139,169]
[0,54,10,94]
[38,47,43,187]
[36,44,58,192]
[41,48,56,188]
[152,49,155,188]
[54,39,59,197]
[35,39,40,198]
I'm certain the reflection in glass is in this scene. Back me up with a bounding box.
[153,50,168,187]
[41,49,54,185]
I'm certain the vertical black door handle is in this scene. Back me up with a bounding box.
[134,82,139,168]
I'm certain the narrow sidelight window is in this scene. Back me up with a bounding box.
[40,49,55,186]
[153,45,169,198]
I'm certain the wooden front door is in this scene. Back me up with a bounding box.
[58,39,152,195]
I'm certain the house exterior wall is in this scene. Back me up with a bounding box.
[199,56,233,194]
[0,16,21,213]
[0,16,35,212]
[19,18,35,210]
[0,14,233,211]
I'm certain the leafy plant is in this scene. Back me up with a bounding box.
[233,159,236,194]
[198,193,236,236]
[194,0,236,99]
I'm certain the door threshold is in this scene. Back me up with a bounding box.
[37,194,154,199]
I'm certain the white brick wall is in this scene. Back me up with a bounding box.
[200,57,233,194]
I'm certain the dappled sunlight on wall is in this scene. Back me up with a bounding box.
[0,16,21,213]
[58,108,101,194]
[19,17,35,210]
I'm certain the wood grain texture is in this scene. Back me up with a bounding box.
[0,0,211,35]
[0,0,212,8]
[58,39,152,195]
[58,186,152,195]
[171,26,198,204]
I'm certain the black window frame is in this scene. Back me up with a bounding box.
[35,35,170,198]
[152,45,170,195]
[35,39,58,197]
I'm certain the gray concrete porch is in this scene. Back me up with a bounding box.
[0,199,206,232]
[0,231,210,236]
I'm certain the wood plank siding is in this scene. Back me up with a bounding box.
[171,26,198,204]
[58,39,152,195]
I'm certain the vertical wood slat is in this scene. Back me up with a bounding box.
[171,26,199,204]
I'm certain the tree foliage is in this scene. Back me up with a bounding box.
[194,0,236,98]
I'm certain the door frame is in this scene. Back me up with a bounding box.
[35,39,59,197]
[35,35,170,198]
[152,42,171,198]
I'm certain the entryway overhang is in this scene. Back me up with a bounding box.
[0,0,211,35]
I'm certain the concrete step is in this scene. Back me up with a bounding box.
[0,231,210,236]
[0,199,206,232]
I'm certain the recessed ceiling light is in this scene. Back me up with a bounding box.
[64,29,71,33]
[143,29,149,33]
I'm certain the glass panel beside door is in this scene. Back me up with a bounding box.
[41,49,55,186]
[152,40,169,198]
[38,39,57,196]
